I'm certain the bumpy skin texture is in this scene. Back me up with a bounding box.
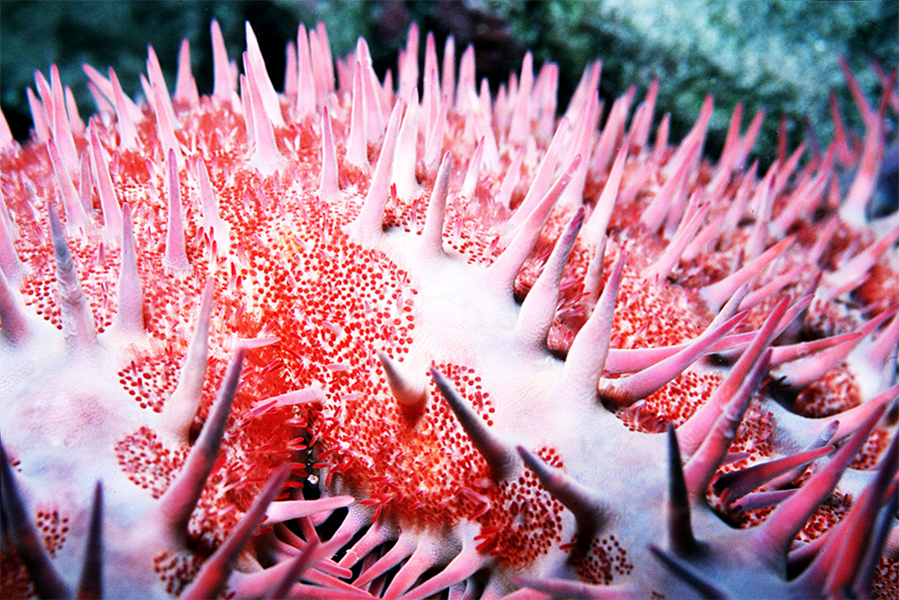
[1,21,898,600]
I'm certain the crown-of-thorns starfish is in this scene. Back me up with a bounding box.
[1,19,898,600]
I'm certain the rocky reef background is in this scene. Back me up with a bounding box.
[1,0,896,172]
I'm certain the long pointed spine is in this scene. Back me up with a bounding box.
[853,486,898,597]
[752,403,886,571]
[197,159,231,253]
[0,440,70,599]
[47,138,87,230]
[150,66,181,172]
[713,445,834,501]
[159,347,246,533]
[163,148,190,275]
[180,464,289,600]
[841,66,894,222]
[109,68,139,149]
[392,88,419,200]
[431,366,515,480]
[592,91,634,176]
[48,201,98,351]
[678,298,788,455]
[666,425,698,557]
[27,85,51,142]
[816,384,898,443]
[345,68,369,169]
[600,311,746,408]
[581,236,607,307]
[683,349,772,500]
[310,24,334,107]
[648,545,730,600]
[420,151,451,258]
[89,126,123,239]
[49,65,79,175]
[797,426,899,595]
[244,22,284,127]
[351,100,403,242]
[702,236,795,310]
[378,350,427,421]
[864,311,899,374]
[336,519,395,570]
[777,307,896,391]
[585,145,627,242]
[518,445,607,544]
[147,46,177,127]
[561,250,625,398]
[295,24,316,116]
[489,155,581,291]
[243,52,284,174]
[113,202,145,335]
[75,482,104,600]
[173,39,199,106]
[262,538,318,600]
[508,118,569,230]
[211,20,233,100]
[644,201,709,282]
[516,208,585,347]
[460,136,484,198]
[163,282,214,438]
[320,106,339,202]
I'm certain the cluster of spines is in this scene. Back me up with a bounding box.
[3,326,365,599]
[381,89,899,592]
[1,14,898,600]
